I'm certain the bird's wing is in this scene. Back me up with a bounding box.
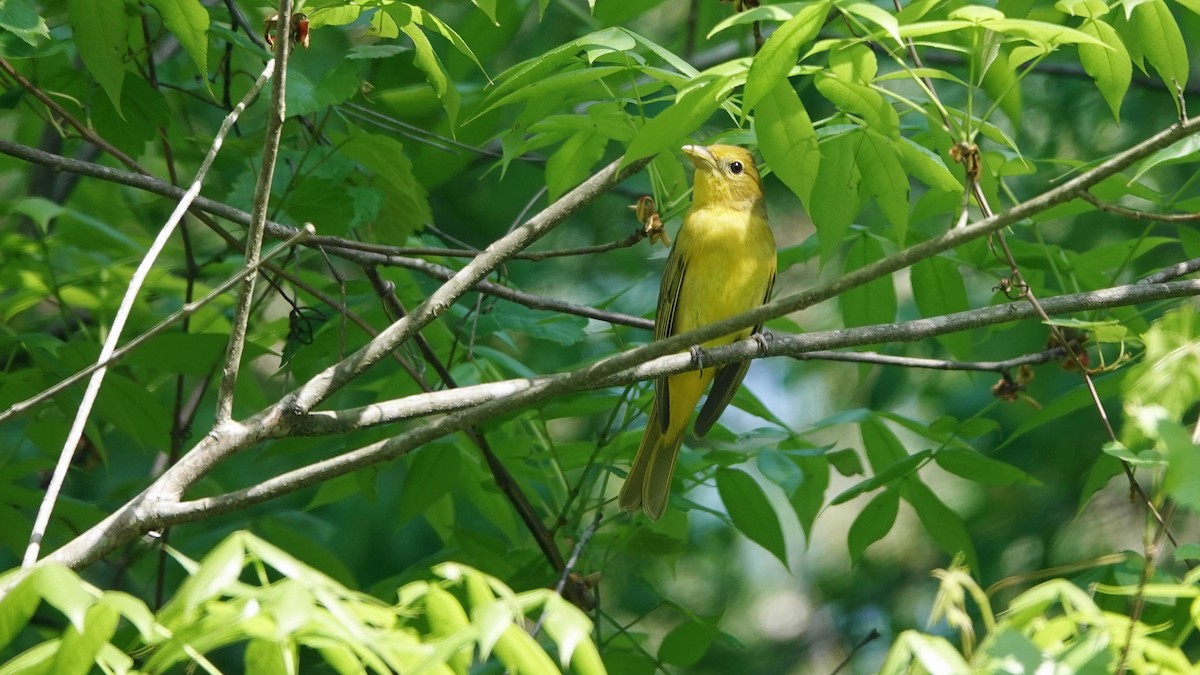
[693,271,775,437]
[654,245,688,433]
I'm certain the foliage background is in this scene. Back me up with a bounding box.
[2,0,1200,672]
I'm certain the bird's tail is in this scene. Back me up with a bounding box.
[618,413,685,521]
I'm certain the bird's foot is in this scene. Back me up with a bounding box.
[752,330,772,355]
[689,345,706,370]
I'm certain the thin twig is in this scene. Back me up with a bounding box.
[306,228,647,261]
[215,1,292,423]
[20,59,277,569]
[829,628,882,675]
[1117,502,1175,674]
[1139,256,1200,284]
[1081,191,1200,223]
[532,512,602,637]
[793,346,1070,372]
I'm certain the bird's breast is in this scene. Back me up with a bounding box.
[673,206,776,343]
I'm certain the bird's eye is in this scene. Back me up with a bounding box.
[729,161,744,175]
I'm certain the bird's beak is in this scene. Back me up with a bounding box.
[682,145,717,171]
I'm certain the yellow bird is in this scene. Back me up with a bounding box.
[619,144,777,520]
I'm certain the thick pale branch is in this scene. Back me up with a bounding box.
[278,278,1200,438]
[144,278,1199,524]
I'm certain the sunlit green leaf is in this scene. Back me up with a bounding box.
[743,0,831,110]
[68,0,126,113]
[623,76,731,165]
[1078,19,1131,120]
[1131,0,1189,92]
[0,0,49,45]
[841,232,896,329]
[755,83,819,209]
[144,0,208,79]
[811,130,862,261]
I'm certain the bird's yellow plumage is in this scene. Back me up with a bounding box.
[619,144,777,520]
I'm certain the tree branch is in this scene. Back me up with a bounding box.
[215,0,292,423]
[28,277,1192,576]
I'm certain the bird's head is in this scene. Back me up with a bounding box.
[682,144,764,209]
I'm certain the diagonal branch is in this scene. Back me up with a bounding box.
[31,277,1198,574]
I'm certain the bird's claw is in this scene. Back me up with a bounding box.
[689,345,705,370]
[752,330,772,355]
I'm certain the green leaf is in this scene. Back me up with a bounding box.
[659,618,718,666]
[404,4,489,78]
[708,2,804,38]
[285,59,361,117]
[175,535,246,612]
[847,488,899,563]
[827,43,877,83]
[1130,134,1200,183]
[401,23,461,129]
[1136,409,1200,513]
[399,447,462,519]
[814,73,899,137]
[716,468,788,566]
[1131,0,1189,92]
[476,28,634,115]
[787,455,830,539]
[245,639,290,675]
[0,0,49,45]
[838,0,902,43]
[754,83,819,209]
[911,256,970,359]
[895,137,962,193]
[856,129,908,242]
[1000,372,1123,450]
[831,450,930,505]
[840,232,896,329]
[143,0,208,80]
[860,415,907,469]
[51,602,120,675]
[0,570,41,648]
[472,0,498,24]
[478,66,627,119]
[1173,542,1200,563]
[1078,19,1131,120]
[935,448,1039,485]
[69,0,127,113]
[341,130,432,241]
[902,480,979,572]
[623,76,731,166]
[743,0,831,110]
[1056,0,1111,18]
[546,129,607,200]
[811,130,862,261]
[1124,306,1200,423]
[31,564,96,632]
